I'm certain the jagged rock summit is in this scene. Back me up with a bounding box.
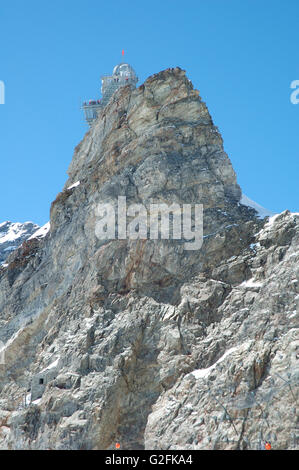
[0,68,298,450]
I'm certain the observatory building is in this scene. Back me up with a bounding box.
[82,62,138,126]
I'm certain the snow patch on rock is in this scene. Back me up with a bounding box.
[191,345,240,379]
[28,222,50,240]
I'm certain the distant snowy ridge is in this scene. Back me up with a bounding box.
[240,194,275,218]
[28,222,50,241]
[0,221,40,265]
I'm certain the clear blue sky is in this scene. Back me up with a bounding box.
[0,0,298,226]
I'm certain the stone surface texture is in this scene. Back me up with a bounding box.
[0,68,297,450]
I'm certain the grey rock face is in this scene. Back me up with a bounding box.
[0,68,297,450]
[0,222,39,265]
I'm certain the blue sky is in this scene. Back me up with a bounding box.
[0,0,298,226]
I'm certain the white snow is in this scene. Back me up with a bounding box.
[0,326,26,359]
[240,278,263,288]
[225,223,239,228]
[67,181,80,190]
[4,246,17,252]
[217,210,228,216]
[28,222,50,240]
[4,327,24,349]
[25,393,31,406]
[31,398,42,405]
[40,357,59,373]
[250,243,260,250]
[264,213,281,228]
[240,194,275,219]
[191,346,239,379]
[0,222,36,244]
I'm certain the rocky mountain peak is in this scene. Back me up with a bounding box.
[65,67,241,206]
[50,67,253,302]
[0,68,297,450]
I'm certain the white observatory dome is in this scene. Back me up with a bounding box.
[112,63,137,80]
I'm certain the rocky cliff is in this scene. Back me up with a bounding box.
[0,68,297,450]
